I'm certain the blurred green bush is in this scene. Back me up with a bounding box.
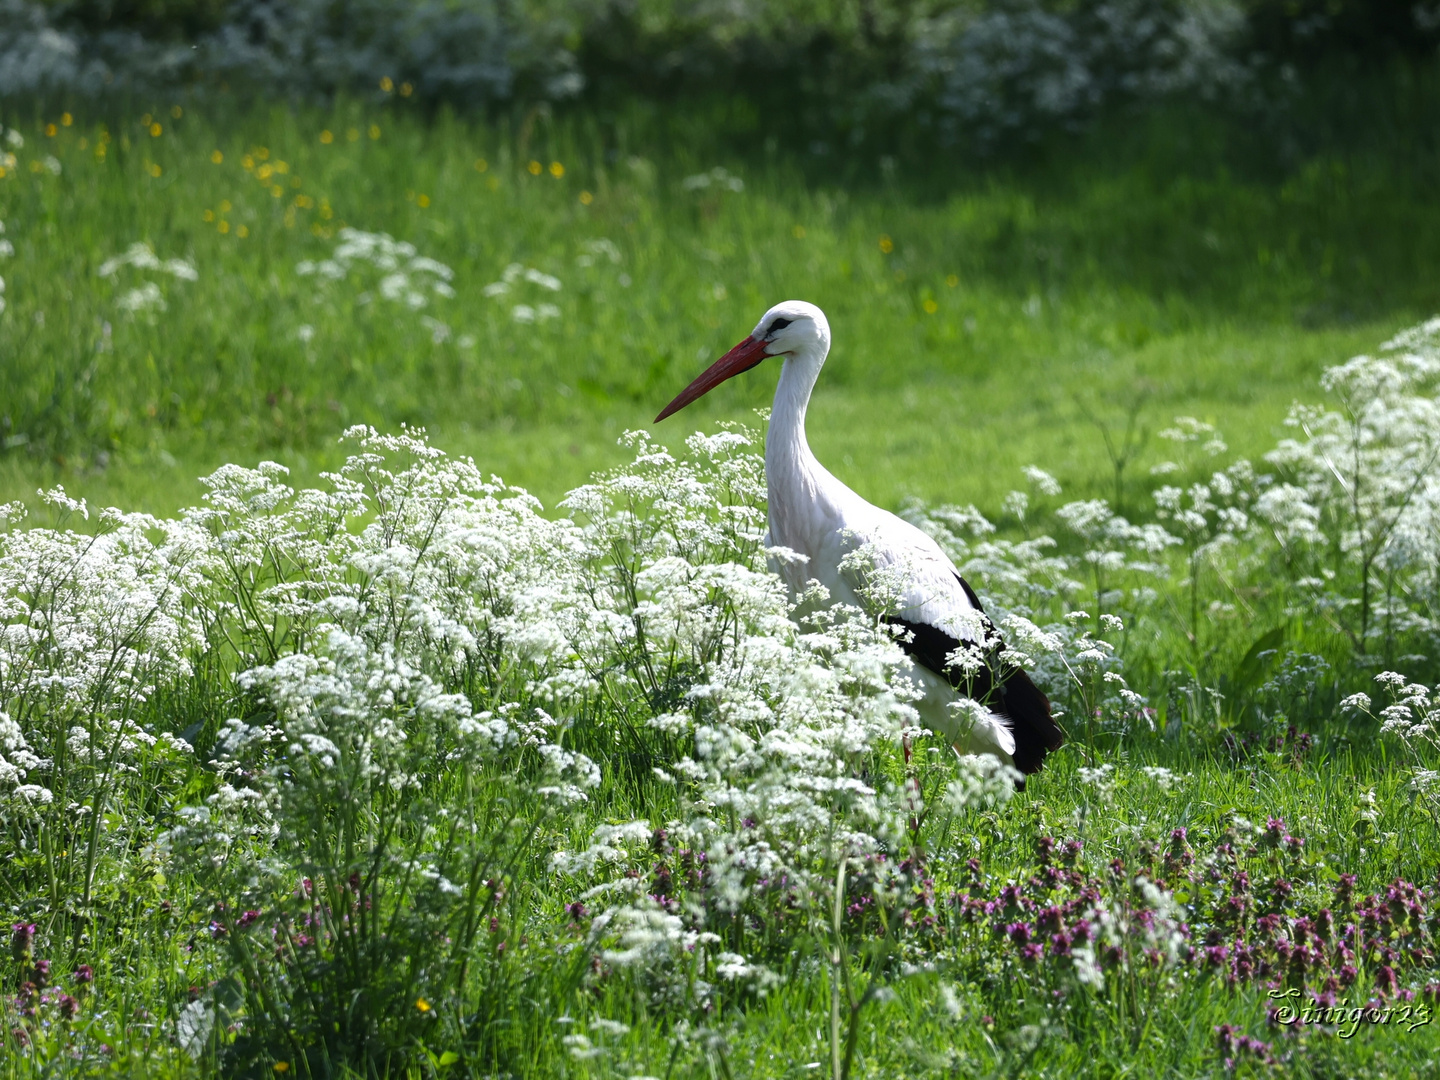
[42,0,231,37]
[4,1,1436,149]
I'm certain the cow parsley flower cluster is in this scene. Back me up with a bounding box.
[901,317,1440,739]
[1264,318,1440,655]
[682,166,745,193]
[297,227,456,310]
[482,262,563,323]
[98,241,199,317]
[0,494,205,912]
[1344,672,1439,822]
[544,428,1016,1010]
[2,422,1019,1064]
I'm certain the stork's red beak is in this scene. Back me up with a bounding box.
[655,335,769,422]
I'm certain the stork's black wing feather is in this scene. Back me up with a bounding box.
[886,573,1064,778]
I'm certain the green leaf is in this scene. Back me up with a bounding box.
[438,1051,461,1067]
[1230,626,1286,696]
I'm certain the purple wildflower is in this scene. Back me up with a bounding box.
[1375,965,1399,997]
[1335,874,1356,906]
[10,923,35,964]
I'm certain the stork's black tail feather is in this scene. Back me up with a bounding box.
[990,664,1064,776]
[885,571,1065,782]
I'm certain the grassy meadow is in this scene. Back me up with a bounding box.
[2,92,1440,1079]
[3,97,1437,514]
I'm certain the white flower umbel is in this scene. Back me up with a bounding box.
[1264,319,1440,652]
[297,228,456,310]
[681,167,744,193]
[97,241,197,319]
[98,241,199,281]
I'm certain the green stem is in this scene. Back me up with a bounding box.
[830,855,846,1080]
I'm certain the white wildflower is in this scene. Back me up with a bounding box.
[1022,465,1062,496]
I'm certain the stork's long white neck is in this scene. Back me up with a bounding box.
[765,343,849,562]
[766,351,819,469]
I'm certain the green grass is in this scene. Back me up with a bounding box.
[1,100,1436,514]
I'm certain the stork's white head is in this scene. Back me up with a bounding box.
[656,300,830,422]
[750,300,830,360]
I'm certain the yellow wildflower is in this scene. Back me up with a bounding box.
[149,123,162,137]
[320,130,334,144]
[61,113,73,127]
[527,160,542,176]
[211,150,223,164]
[579,190,593,205]
[549,161,564,178]
[380,76,393,92]
[474,158,488,172]
[878,235,894,254]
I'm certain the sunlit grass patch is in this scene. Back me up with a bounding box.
[1,101,1438,513]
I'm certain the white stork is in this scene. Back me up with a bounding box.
[656,300,1063,781]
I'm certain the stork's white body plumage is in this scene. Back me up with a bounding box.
[657,300,1062,777]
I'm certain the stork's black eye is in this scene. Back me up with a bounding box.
[768,317,792,335]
